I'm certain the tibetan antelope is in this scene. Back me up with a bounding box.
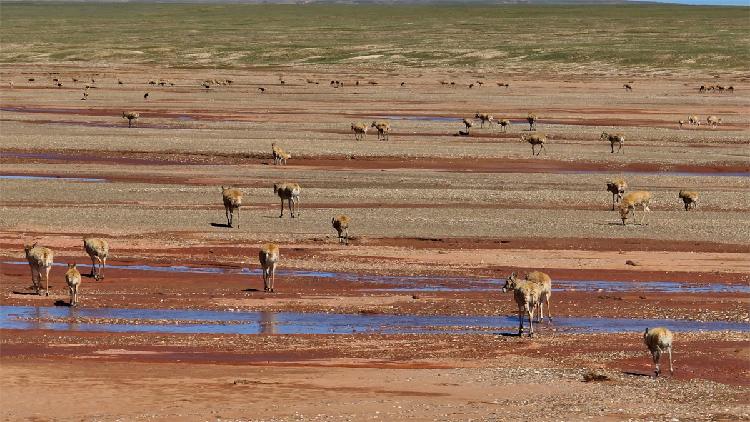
[331,214,351,245]
[706,115,721,128]
[678,190,698,211]
[462,118,473,133]
[515,271,553,323]
[274,182,301,218]
[600,132,625,154]
[606,178,628,211]
[522,133,547,156]
[221,186,243,228]
[527,113,537,131]
[371,121,391,141]
[24,242,54,296]
[644,327,674,377]
[688,115,700,127]
[259,243,280,292]
[272,143,291,165]
[122,111,139,127]
[83,237,109,280]
[351,122,368,141]
[65,263,82,306]
[474,113,493,128]
[623,83,633,92]
[503,272,542,337]
[619,191,652,225]
[497,119,511,132]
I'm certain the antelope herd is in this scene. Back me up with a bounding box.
[16,76,735,378]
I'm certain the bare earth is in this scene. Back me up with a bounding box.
[1,64,749,421]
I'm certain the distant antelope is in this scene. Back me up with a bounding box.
[606,178,628,211]
[271,143,291,165]
[83,237,109,280]
[274,182,301,218]
[600,132,625,154]
[258,87,265,93]
[619,191,652,225]
[65,263,82,306]
[678,190,698,211]
[371,121,391,141]
[527,113,537,131]
[699,85,706,93]
[727,86,734,94]
[497,119,511,132]
[400,82,405,87]
[24,242,53,296]
[143,92,149,100]
[221,186,243,228]
[623,83,633,91]
[522,133,547,156]
[474,113,493,128]
[706,115,721,128]
[259,243,280,293]
[503,272,542,337]
[331,214,351,245]
[497,82,509,88]
[351,122,368,141]
[678,120,685,129]
[462,118,474,132]
[122,111,139,127]
[644,327,674,377]
[81,92,88,101]
[688,115,700,127]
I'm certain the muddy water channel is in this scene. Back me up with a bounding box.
[2,306,748,335]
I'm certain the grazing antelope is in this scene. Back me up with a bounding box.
[678,190,698,211]
[122,111,139,127]
[619,191,652,225]
[623,83,633,91]
[65,263,82,306]
[371,121,391,141]
[644,327,674,377]
[474,113,493,128]
[706,115,721,128]
[351,122,368,141]
[24,242,53,296]
[143,92,149,100]
[258,87,266,93]
[462,118,474,133]
[331,214,351,245]
[527,113,537,131]
[497,119,511,132]
[271,143,291,165]
[502,272,542,337]
[522,133,547,156]
[606,178,628,211]
[83,237,109,280]
[259,243,280,292]
[600,132,625,154]
[221,186,243,228]
[688,115,700,127]
[274,182,301,218]
[727,86,734,94]
[698,85,706,93]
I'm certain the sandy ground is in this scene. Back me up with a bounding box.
[1,65,749,421]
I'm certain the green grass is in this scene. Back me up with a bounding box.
[1,2,748,72]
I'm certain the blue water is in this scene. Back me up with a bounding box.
[3,261,747,294]
[1,306,747,335]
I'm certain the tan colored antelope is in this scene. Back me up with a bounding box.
[519,271,552,323]
[502,272,542,337]
[474,113,493,128]
[522,133,547,156]
[678,190,698,211]
[272,143,291,165]
[462,118,473,132]
[259,243,280,292]
[351,122,368,141]
[688,115,700,127]
[678,120,685,129]
[274,182,301,218]
[527,113,538,131]
[619,191,652,225]
[600,132,625,154]
[497,119,511,132]
[65,263,82,306]
[221,186,243,228]
[83,237,108,280]
[706,115,721,128]
[371,121,391,141]
[644,327,674,377]
[331,214,351,245]
[606,178,628,211]
[24,242,54,296]
[122,111,139,127]
[623,83,633,92]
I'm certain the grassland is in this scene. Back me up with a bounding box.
[1,3,748,74]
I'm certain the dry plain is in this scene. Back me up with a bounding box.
[1,4,750,420]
